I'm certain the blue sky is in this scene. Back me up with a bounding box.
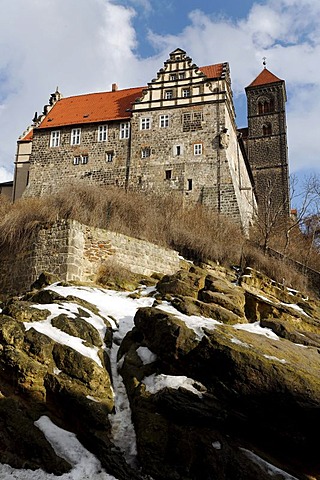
[0,0,320,201]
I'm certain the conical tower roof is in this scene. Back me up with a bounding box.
[247,68,283,88]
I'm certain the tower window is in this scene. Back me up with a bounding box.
[176,145,181,156]
[258,97,275,114]
[263,123,272,136]
[165,170,172,180]
[187,179,193,191]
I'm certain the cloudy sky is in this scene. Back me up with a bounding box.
[0,0,319,183]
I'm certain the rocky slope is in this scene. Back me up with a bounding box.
[0,262,319,480]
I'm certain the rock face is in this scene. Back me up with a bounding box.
[120,264,320,480]
[0,263,320,480]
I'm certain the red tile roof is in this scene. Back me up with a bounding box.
[200,64,224,79]
[19,129,33,142]
[37,63,224,130]
[38,86,145,129]
[247,68,283,88]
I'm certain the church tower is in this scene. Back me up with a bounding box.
[245,66,289,220]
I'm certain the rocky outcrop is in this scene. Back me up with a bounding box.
[119,264,320,480]
[1,262,320,480]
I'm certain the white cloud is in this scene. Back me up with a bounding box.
[0,166,12,183]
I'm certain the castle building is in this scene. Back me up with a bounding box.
[13,48,290,232]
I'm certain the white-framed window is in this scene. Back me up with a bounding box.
[50,130,60,147]
[120,122,130,139]
[73,156,80,165]
[182,88,191,98]
[106,152,114,162]
[141,147,150,158]
[159,114,169,128]
[140,118,151,130]
[194,143,203,155]
[71,128,81,145]
[165,90,173,99]
[81,155,88,164]
[98,125,107,142]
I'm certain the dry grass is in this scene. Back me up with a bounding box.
[0,182,318,295]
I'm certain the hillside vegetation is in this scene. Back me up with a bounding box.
[0,182,319,294]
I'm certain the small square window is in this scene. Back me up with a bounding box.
[194,143,202,155]
[98,125,107,142]
[81,155,88,164]
[159,115,169,128]
[71,128,81,145]
[140,118,151,130]
[165,90,173,99]
[182,88,191,98]
[169,74,176,81]
[179,72,185,79]
[141,147,150,158]
[73,156,80,165]
[106,152,114,162]
[50,130,60,147]
[165,170,172,180]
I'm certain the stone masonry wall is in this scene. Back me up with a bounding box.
[0,220,181,295]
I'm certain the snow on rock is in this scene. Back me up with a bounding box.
[136,346,157,365]
[212,441,222,450]
[240,448,299,480]
[233,321,279,340]
[0,416,118,479]
[263,355,287,364]
[142,373,206,398]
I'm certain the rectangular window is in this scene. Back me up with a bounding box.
[141,147,150,158]
[165,90,173,99]
[182,88,191,98]
[159,114,169,128]
[98,125,107,142]
[165,170,172,180]
[73,156,80,165]
[50,130,60,147]
[179,72,185,79]
[176,145,181,156]
[120,122,130,139]
[187,179,193,191]
[194,143,202,155]
[106,152,114,162]
[169,74,176,81]
[81,155,88,164]
[71,128,81,145]
[140,118,151,130]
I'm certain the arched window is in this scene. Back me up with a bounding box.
[257,96,275,114]
[264,101,269,113]
[258,102,263,114]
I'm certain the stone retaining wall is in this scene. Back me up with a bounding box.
[0,220,181,295]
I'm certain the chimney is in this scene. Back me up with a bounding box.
[112,83,118,92]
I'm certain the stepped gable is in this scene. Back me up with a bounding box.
[38,86,145,129]
[247,68,283,88]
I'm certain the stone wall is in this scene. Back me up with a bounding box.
[0,220,181,295]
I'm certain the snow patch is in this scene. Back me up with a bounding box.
[143,373,205,398]
[233,321,279,340]
[212,441,222,450]
[263,355,287,364]
[136,346,157,365]
[240,448,299,479]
